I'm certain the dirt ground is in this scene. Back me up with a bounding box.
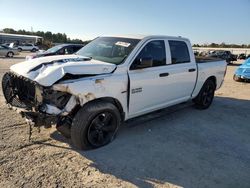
[0,53,250,188]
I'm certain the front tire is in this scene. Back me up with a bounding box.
[233,74,242,82]
[71,101,121,150]
[7,52,14,58]
[193,79,216,109]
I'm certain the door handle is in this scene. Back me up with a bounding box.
[159,73,169,77]
[188,68,196,72]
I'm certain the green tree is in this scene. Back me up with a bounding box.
[44,31,53,41]
[3,28,16,34]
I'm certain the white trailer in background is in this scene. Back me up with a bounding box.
[0,33,43,45]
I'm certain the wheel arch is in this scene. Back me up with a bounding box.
[193,76,217,109]
[192,75,217,99]
[206,76,217,88]
[75,97,125,121]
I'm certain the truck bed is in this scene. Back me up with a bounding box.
[191,57,227,98]
[196,56,222,63]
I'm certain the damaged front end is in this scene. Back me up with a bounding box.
[2,72,78,136]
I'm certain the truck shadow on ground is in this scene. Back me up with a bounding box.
[51,96,250,188]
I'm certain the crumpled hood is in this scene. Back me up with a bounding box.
[10,54,116,86]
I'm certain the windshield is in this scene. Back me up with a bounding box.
[46,45,64,53]
[76,37,140,65]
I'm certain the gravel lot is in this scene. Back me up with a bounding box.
[0,53,250,188]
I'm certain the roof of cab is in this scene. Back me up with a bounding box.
[102,34,189,41]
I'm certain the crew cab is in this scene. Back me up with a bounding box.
[2,35,227,150]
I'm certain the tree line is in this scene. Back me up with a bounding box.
[193,43,250,48]
[2,28,249,49]
[2,28,90,48]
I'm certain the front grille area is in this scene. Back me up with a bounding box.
[2,72,36,109]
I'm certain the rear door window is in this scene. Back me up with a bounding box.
[72,46,82,52]
[65,46,74,54]
[169,40,190,64]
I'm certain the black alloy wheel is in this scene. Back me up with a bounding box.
[193,79,216,109]
[87,112,117,147]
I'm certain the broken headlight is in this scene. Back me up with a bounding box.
[42,88,71,110]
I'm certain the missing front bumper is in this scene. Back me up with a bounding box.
[21,111,58,128]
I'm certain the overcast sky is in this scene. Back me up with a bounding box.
[0,0,250,44]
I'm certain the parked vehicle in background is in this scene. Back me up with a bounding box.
[2,43,10,47]
[206,50,237,64]
[25,44,84,60]
[193,50,199,56]
[17,43,39,52]
[233,58,250,82]
[198,51,209,57]
[238,53,247,60]
[0,45,19,57]
[231,53,238,61]
[2,35,227,150]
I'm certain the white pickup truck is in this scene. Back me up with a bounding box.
[2,35,227,149]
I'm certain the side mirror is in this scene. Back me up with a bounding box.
[137,57,153,69]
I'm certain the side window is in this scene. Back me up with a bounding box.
[58,48,65,55]
[130,40,166,70]
[169,40,190,64]
[73,46,82,52]
[65,46,74,54]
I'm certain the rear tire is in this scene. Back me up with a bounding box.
[18,48,22,52]
[71,101,121,150]
[193,79,216,109]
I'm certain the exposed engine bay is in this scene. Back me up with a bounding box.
[1,54,119,133]
[2,71,80,138]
